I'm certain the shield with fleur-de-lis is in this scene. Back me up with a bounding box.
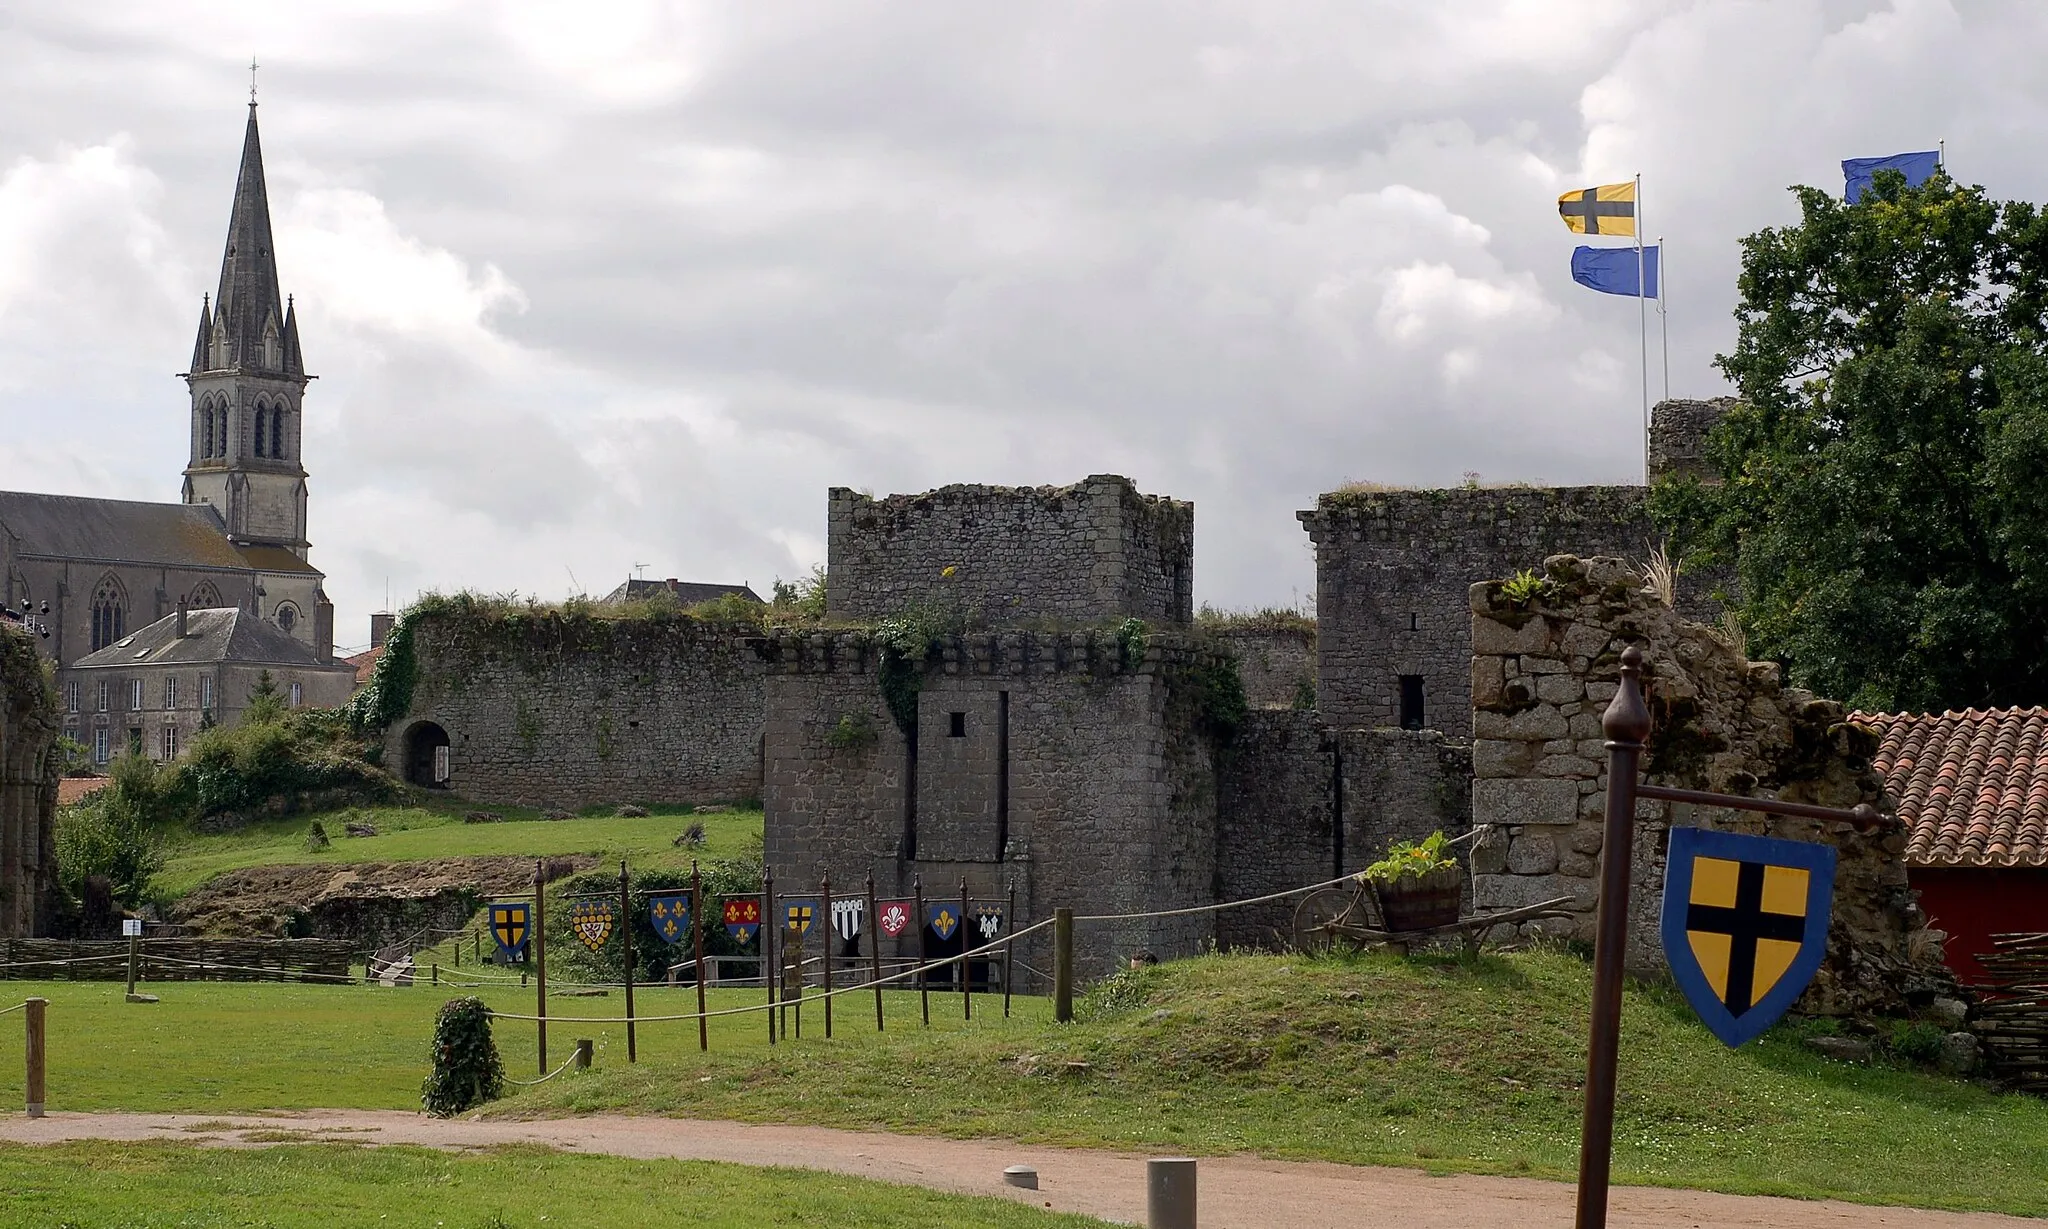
[927,903,961,942]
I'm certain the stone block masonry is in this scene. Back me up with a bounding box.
[1468,554,1952,1015]
[757,626,1223,984]
[0,625,59,937]
[827,475,1194,626]
[1213,623,1315,710]
[384,613,764,811]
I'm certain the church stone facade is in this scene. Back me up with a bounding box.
[0,102,339,762]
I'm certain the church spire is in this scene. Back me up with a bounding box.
[206,103,289,375]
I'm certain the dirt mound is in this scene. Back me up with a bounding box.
[176,856,597,948]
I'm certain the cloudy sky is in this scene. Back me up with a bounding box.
[2,2,2041,650]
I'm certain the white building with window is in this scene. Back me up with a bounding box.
[66,605,355,762]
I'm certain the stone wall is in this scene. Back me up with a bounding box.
[1214,623,1316,710]
[385,613,764,810]
[758,626,1223,983]
[1301,486,1658,739]
[0,625,59,937]
[1468,554,1951,1015]
[1647,397,1734,482]
[826,476,1194,626]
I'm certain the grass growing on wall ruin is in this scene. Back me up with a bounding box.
[156,800,765,897]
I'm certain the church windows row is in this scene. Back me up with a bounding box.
[195,402,289,461]
[252,405,288,460]
[190,582,222,609]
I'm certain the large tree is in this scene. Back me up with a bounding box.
[1654,169,2048,713]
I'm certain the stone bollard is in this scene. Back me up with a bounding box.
[1002,1165,1039,1190]
[1147,1157,1195,1229]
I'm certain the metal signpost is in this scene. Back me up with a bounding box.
[1574,648,1881,1229]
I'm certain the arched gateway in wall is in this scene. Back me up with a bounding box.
[403,721,451,788]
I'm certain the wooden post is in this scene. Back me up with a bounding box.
[693,861,708,1053]
[572,1038,593,1070]
[763,872,777,1046]
[914,875,930,1027]
[960,878,972,1021]
[1053,907,1074,1024]
[1003,879,1016,1018]
[453,931,460,968]
[619,860,637,1064]
[866,875,884,1032]
[24,997,46,1118]
[821,873,834,1039]
[431,963,439,986]
[1575,646,1651,1229]
[533,860,549,1074]
[125,934,139,998]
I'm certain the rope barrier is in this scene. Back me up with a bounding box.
[486,916,1058,1025]
[145,957,359,983]
[502,1051,582,1087]
[0,953,133,971]
[0,1002,25,1017]
[1072,869,1364,923]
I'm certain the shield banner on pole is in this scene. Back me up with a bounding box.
[723,898,761,944]
[649,892,691,945]
[489,902,530,960]
[785,899,817,936]
[877,901,911,938]
[1660,827,1835,1047]
[927,902,961,942]
[974,905,1003,942]
[571,899,615,953]
[831,898,863,942]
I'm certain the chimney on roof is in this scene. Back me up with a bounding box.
[370,611,394,649]
[666,578,679,587]
[176,597,189,639]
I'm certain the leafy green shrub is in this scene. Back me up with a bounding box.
[421,997,504,1117]
[1500,569,1552,606]
[826,712,877,751]
[54,762,166,912]
[1363,831,1459,885]
[1887,1020,1946,1065]
[772,564,828,620]
[177,709,395,822]
[1115,617,1148,666]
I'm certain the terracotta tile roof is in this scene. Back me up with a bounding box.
[58,777,110,806]
[1854,708,2048,868]
[343,644,383,686]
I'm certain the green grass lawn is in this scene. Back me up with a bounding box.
[158,800,765,897]
[1,950,2043,1216]
[0,1140,1106,1228]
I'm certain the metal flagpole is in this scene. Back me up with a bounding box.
[1635,173,1649,486]
[1658,235,1670,404]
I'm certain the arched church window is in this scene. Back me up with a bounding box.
[276,603,298,634]
[215,407,228,457]
[91,576,126,652]
[253,404,267,457]
[189,582,222,610]
[200,403,215,458]
[271,408,286,459]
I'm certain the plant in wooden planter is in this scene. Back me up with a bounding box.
[1363,831,1464,932]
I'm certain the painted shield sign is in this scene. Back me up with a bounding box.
[877,901,911,938]
[649,892,691,945]
[489,902,530,961]
[831,899,863,943]
[570,899,615,953]
[927,903,961,942]
[785,899,817,936]
[723,898,761,944]
[974,905,1003,942]
[1661,827,1835,1048]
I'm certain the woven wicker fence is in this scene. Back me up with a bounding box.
[0,938,356,984]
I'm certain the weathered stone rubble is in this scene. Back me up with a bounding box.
[1469,555,1953,1016]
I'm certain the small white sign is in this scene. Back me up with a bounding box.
[122,919,143,937]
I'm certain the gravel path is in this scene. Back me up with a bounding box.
[0,1110,2030,1228]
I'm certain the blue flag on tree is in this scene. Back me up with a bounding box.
[1571,245,1659,298]
[1842,151,1939,203]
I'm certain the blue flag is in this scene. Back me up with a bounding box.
[1842,151,1938,203]
[1571,245,1659,298]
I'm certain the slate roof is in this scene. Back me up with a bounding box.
[600,578,764,606]
[1855,708,2048,868]
[0,492,248,569]
[69,607,343,672]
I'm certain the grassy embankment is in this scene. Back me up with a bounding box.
[156,799,766,898]
[0,1141,1104,1228]
[0,949,2043,1216]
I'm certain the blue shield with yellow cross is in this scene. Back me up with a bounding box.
[1661,827,1835,1048]
[489,902,530,962]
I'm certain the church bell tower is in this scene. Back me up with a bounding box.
[181,101,311,558]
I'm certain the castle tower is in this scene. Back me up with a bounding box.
[181,102,311,558]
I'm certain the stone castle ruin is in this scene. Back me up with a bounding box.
[0,624,60,937]
[375,396,1946,1007]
